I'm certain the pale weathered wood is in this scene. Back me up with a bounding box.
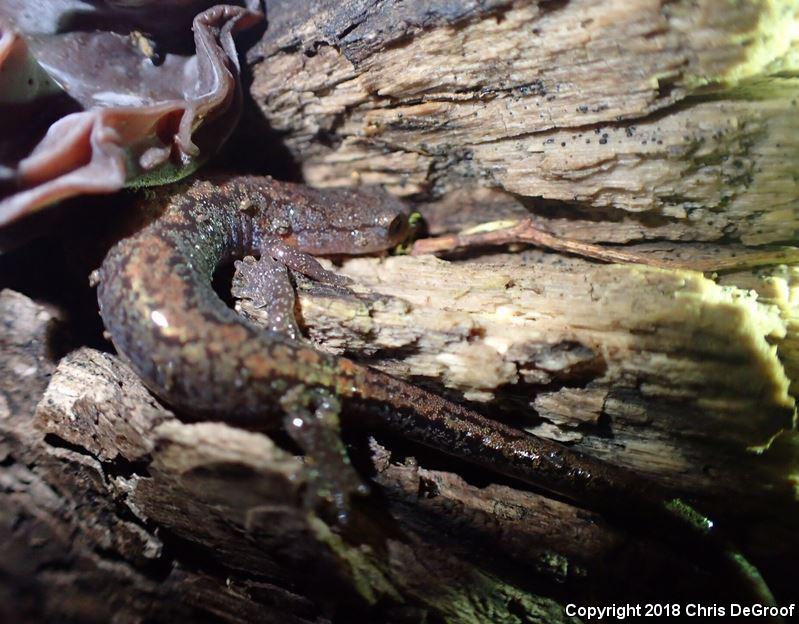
[244,2,799,581]
[250,0,799,246]
[239,253,799,520]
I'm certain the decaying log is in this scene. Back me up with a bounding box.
[4,285,788,623]
[1,289,716,622]
[250,0,799,245]
[2,0,798,621]
[245,252,799,543]
[0,290,328,623]
[245,0,799,581]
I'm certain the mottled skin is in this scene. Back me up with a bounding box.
[97,175,647,511]
[96,175,776,605]
[98,176,409,418]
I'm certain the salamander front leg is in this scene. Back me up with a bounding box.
[232,254,302,339]
[280,385,368,523]
[233,237,352,338]
[261,236,352,287]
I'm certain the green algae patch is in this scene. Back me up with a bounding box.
[430,573,579,624]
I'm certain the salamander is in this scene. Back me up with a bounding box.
[94,174,776,606]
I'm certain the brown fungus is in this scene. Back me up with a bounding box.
[0,1,263,229]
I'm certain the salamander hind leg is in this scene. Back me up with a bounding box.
[280,385,368,523]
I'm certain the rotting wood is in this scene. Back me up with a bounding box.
[239,253,798,514]
[0,289,331,623]
[2,0,798,619]
[4,285,786,621]
[244,2,799,580]
[250,0,799,246]
[0,290,637,623]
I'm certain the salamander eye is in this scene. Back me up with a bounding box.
[387,214,407,239]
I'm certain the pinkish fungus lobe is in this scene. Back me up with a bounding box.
[0,1,263,229]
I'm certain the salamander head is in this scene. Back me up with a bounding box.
[273,184,411,255]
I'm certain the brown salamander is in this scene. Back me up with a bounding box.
[94,175,777,606]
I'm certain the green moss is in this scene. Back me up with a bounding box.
[428,571,578,624]
[394,211,426,255]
